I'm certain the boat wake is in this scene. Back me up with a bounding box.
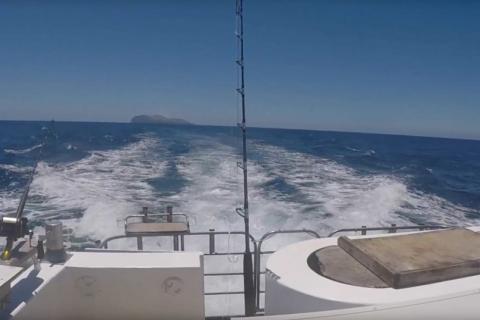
[26,133,168,243]
[0,132,474,247]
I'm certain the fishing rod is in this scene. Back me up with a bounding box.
[0,121,53,260]
[235,0,256,315]
[0,163,37,260]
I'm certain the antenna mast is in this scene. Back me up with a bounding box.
[235,0,255,315]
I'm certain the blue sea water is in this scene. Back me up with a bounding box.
[1,120,480,248]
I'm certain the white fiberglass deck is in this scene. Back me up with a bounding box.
[4,251,204,320]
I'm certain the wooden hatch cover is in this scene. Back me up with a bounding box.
[338,228,480,288]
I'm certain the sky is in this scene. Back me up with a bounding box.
[0,0,479,140]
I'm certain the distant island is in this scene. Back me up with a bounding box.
[130,115,193,125]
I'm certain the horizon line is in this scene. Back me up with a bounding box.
[0,118,478,142]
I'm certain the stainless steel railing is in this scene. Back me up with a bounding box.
[255,229,322,309]
[100,229,257,297]
[327,224,448,237]
[99,223,450,314]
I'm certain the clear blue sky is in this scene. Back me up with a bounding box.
[1,0,479,139]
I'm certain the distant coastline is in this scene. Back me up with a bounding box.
[130,114,193,125]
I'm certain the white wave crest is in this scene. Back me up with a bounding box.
[0,164,33,174]
[250,143,474,232]
[4,143,43,155]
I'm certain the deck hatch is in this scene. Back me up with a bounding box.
[338,228,480,288]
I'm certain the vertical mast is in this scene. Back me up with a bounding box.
[235,0,255,315]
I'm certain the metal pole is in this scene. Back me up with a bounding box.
[236,0,255,315]
[166,206,179,250]
[166,205,173,223]
[209,229,216,254]
[16,163,37,220]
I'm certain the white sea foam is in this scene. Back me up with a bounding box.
[9,135,451,242]
[0,165,34,214]
[28,133,168,241]
[0,164,33,174]
[0,190,22,214]
[4,143,43,155]
[65,144,77,150]
[250,142,474,232]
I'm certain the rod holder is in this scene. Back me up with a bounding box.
[389,224,397,233]
[137,236,143,250]
[45,222,66,263]
[209,229,215,254]
[166,206,173,223]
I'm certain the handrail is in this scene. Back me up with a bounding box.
[99,229,257,301]
[255,229,322,309]
[327,224,449,237]
[258,229,321,245]
[125,213,190,225]
[97,224,453,314]
[100,230,257,251]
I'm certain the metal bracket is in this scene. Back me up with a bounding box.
[236,208,245,218]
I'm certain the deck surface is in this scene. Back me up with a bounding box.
[338,228,480,288]
[0,265,24,301]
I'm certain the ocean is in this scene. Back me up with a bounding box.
[1,120,479,249]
